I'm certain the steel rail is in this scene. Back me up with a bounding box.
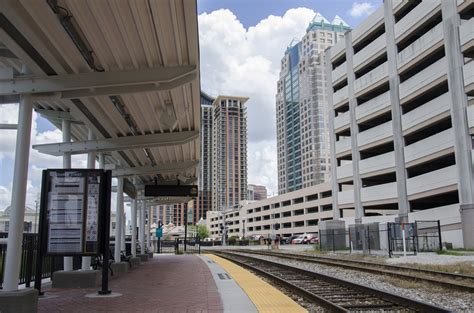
[213,251,452,313]
[236,249,474,293]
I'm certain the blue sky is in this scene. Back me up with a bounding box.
[198,0,381,29]
[0,0,383,209]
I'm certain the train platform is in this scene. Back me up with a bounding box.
[37,254,306,313]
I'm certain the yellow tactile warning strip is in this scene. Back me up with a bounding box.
[206,254,307,313]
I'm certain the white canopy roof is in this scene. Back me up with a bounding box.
[0,0,201,189]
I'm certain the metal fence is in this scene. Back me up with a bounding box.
[319,221,442,257]
[154,237,202,254]
[0,232,81,288]
[175,237,201,254]
[415,220,442,252]
[157,239,179,254]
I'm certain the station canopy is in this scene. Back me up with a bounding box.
[0,0,200,197]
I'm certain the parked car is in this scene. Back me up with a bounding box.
[285,235,299,244]
[291,235,306,244]
[309,236,319,244]
[302,234,317,244]
[292,234,317,244]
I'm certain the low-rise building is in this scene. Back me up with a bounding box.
[247,184,268,201]
[206,182,336,238]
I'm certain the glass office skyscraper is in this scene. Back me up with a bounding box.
[277,13,350,194]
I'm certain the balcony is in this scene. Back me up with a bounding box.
[353,34,386,71]
[334,111,350,131]
[359,151,395,176]
[399,57,447,103]
[397,23,443,71]
[354,62,388,95]
[401,92,450,133]
[333,85,348,107]
[404,129,454,165]
[464,61,474,94]
[332,61,347,84]
[336,163,353,180]
[459,18,474,50]
[395,0,441,41]
[335,137,352,155]
[355,91,390,122]
[357,120,393,149]
[361,182,397,204]
[407,165,457,197]
[338,189,354,205]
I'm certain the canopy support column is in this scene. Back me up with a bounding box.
[131,178,137,257]
[82,129,96,270]
[62,119,73,272]
[114,177,124,263]
[3,94,33,291]
[147,206,152,253]
[121,211,126,252]
[139,199,145,254]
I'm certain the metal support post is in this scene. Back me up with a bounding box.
[139,199,145,254]
[184,203,188,252]
[62,119,73,271]
[82,129,96,270]
[221,210,227,247]
[3,94,33,291]
[146,206,151,252]
[131,178,137,257]
[402,223,407,257]
[437,220,443,251]
[114,177,124,263]
[121,210,126,252]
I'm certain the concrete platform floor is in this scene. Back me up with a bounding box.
[38,255,223,313]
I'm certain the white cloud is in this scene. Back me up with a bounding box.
[349,2,376,18]
[248,140,278,196]
[199,8,317,194]
[0,104,87,210]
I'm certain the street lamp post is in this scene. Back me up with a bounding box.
[34,200,38,233]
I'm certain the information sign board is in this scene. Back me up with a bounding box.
[41,169,107,256]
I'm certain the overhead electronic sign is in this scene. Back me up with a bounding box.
[144,185,198,197]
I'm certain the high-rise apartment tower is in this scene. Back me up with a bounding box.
[197,92,214,220]
[212,96,249,211]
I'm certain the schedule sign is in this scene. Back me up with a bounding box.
[42,169,106,256]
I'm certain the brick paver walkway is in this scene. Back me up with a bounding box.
[38,255,223,313]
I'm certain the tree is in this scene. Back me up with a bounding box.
[197,224,210,240]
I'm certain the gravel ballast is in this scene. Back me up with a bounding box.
[240,252,474,312]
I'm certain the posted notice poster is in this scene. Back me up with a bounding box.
[84,173,100,253]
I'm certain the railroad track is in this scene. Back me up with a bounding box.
[214,251,451,312]
[233,249,474,293]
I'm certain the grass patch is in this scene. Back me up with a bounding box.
[397,261,474,275]
[437,250,465,256]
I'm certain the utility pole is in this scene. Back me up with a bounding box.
[221,210,227,247]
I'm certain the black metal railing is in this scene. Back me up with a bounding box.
[0,232,81,288]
